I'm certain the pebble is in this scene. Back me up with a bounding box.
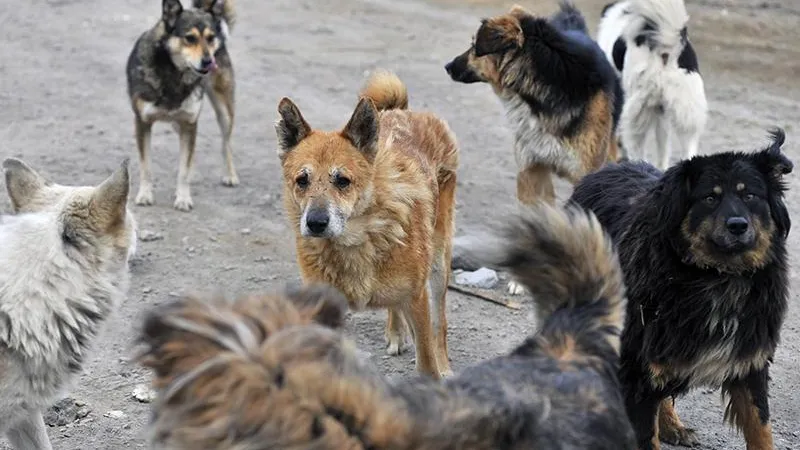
[103,411,126,420]
[132,384,157,403]
[454,267,499,289]
[139,230,164,242]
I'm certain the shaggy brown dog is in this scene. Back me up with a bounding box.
[137,204,636,450]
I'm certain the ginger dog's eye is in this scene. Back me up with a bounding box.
[296,173,310,188]
[334,175,351,189]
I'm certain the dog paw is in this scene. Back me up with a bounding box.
[221,174,239,187]
[506,280,528,296]
[385,340,404,356]
[173,196,194,212]
[135,190,154,206]
[659,427,699,447]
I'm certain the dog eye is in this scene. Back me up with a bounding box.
[704,195,718,205]
[184,35,198,44]
[296,174,309,188]
[743,193,756,201]
[206,35,216,44]
[334,176,351,189]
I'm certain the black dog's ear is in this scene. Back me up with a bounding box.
[474,16,523,57]
[200,0,225,18]
[275,97,312,159]
[162,0,183,30]
[649,162,693,236]
[755,128,793,179]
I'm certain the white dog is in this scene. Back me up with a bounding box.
[597,0,708,169]
[0,159,136,449]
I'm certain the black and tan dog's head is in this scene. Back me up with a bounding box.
[444,5,532,88]
[161,0,226,74]
[652,129,792,273]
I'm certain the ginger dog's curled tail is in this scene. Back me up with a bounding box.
[137,284,412,449]
[359,70,409,111]
[471,204,627,356]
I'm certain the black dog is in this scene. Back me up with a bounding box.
[569,129,792,450]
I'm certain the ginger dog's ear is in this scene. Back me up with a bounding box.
[276,97,312,158]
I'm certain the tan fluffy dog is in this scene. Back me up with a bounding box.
[275,71,459,379]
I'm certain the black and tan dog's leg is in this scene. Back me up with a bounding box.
[724,369,774,450]
[657,397,699,447]
[206,58,239,187]
[134,116,155,206]
[626,391,663,450]
[174,121,198,211]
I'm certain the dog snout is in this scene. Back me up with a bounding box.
[201,57,214,69]
[305,208,330,235]
[726,216,749,235]
[445,61,454,76]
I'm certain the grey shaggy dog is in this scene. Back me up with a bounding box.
[0,159,137,450]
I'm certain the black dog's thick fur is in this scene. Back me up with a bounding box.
[569,129,792,449]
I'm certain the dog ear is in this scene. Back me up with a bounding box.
[2,158,51,212]
[199,0,225,17]
[162,0,184,30]
[508,4,531,18]
[753,128,792,237]
[649,162,693,237]
[474,16,523,57]
[88,159,131,232]
[342,98,379,162]
[275,98,312,159]
[283,284,348,329]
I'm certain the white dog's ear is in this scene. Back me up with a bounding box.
[89,159,131,231]
[275,97,312,159]
[2,158,51,212]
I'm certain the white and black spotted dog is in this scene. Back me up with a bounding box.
[597,0,707,170]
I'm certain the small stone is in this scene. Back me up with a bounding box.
[139,230,164,242]
[103,410,126,419]
[132,384,157,403]
[240,228,252,235]
[45,398,89,427]
[142,287,153,294]
[454,267,499,289]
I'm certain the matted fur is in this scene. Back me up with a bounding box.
[597,0,707,170]
[126,0,239,212]
[275,71,459,378]
[0,159,136,450]
[569,129,792,449]
[138,204,635,449]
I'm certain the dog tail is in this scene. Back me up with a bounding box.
[359,70,409,111]
[137,284,412,449]
[626,0,689,48]
[550,1,589,34]
[468,203,626,358]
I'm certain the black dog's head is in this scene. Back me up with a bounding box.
[652,129,792,273]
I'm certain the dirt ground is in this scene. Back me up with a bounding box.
[1,0,799,448]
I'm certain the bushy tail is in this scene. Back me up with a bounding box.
[469,203,626,356]
[137,284,411,450]
[550,1,589,34]
[626,0,689,48]
[359,70,409,111]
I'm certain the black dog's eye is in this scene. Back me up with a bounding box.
[334,175,351,189]
[206,35,216,44]
[184,35,198,44]
[704,195,718,205]
[743,193,756,202]
[296,173,310,189]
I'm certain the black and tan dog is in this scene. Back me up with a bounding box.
[445,1,623,207]
[137,204,636,449]
[126,0,238,211]
[569,129,792,450]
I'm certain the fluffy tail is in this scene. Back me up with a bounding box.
[137,284,411,449]
[468,203,626,356]
[549,1,589,34]
[359,70,409,111]
[625,0,689,49]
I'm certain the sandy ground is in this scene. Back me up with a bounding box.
[1,0,799,448]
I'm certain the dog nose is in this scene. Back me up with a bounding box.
[444,61,453,75]
[726,217,749,235]
[306,209,329,234]
[201,57,213,68]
